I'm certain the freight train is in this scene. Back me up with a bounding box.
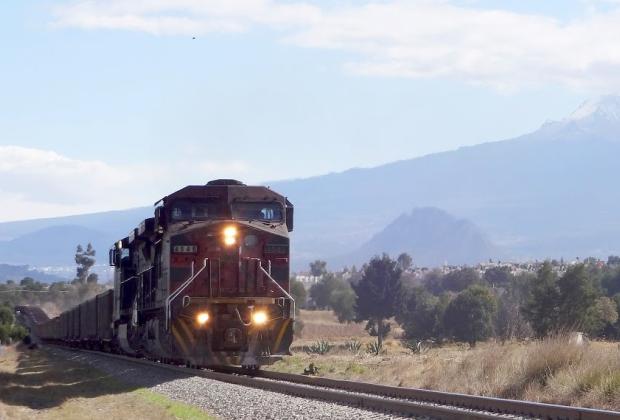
[29,180,295,368]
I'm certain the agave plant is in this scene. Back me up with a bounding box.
[305,339,333,355]
[366,340,384,356]
[344,339,362,354]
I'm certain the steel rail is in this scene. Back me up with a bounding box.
[238,369,620,420]
[48,346,619,420]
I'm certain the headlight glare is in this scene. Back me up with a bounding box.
[196,312,210,325]
[252,310,268,326]
[223,225,238,246]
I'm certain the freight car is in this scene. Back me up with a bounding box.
[31,180,295,368]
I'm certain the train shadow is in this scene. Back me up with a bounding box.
[0,344,186,410]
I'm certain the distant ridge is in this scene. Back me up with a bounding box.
[0,207,152,266]
[0,264,65,283]
[333,207,499,267]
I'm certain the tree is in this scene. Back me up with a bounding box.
[589,296,619,336]
[0,305,14,326]
[443,267,480,292]
[19,277,43,290]
[289,277,307,313]
[443,285,497,346]
[495,274,533,341]
[396,253,413,271]
[0,324,10,345]
[309,273,339,309]
[606,294,620,338]
[329,282,357,323]
[522,261,560,337]
[557,264,600,332]
[308,273,356,322]
[309,260,327,278]
[353,254,403,347]
[396,286,442,340]
[74,243,96,284]
[423,269,445,295]
[483,266,512,287]
[602,266,620,296]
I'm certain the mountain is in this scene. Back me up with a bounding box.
[0,264,66,283]
[272,95,620,266]
[0,207,152,267]
[0,225,117,266]
[0,207,152,242]
[335,207,499,267]
[2,96,620,269]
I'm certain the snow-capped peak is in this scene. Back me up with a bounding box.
[568,95,620,122]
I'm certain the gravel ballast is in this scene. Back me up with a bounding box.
[47,347,413,420]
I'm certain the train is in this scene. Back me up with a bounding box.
[29,180,295,368]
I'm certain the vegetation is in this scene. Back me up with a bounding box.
[305,339,334,355]
[0,304,27,344]
[443,285,497,346]
[269,310,620,410]
[0,243,109,325]
[299,253,620,347]
[307,263,357,323]
[73,243,98,285]
[352,254,403,347]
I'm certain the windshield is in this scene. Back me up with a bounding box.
[170,200,222,221]
[231,202,283,222]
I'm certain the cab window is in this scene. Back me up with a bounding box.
[231,202,283,222]
[170,200,220,221]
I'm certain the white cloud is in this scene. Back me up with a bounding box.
[53,0,620,92]
[0,146,250,221]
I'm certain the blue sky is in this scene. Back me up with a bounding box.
[1,0,618,221]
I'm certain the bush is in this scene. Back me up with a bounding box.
[10,324,28,342]
[305,340,333,355]
[0,323,10,345]
[344,339,362,353]
[366,340,384,356]
[444,285,497,346]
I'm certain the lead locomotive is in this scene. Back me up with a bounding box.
[33,180,295,368]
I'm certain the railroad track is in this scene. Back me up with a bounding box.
[50,346,619,420]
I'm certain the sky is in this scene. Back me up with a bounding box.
[1,0,620,221]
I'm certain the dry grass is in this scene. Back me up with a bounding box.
[297,310,367,342]
[270,310,620,411]
[0,345,215,420]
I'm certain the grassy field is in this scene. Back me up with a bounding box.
[268,310,620,411]
[0,345,215,420]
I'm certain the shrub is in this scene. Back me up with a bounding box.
[344,339,362,353]
[366,340,384,356]
[305,340,333,355]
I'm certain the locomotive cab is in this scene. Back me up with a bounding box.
[111,180,295,367]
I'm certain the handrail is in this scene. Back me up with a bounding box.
[165,258,209,330]
[258,262,295,319]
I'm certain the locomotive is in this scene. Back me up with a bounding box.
[31,180,295,367]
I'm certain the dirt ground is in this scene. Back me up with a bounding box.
[0,345,214,420]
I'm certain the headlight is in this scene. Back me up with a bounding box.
[223,225,237,246]
[252,310,268,326]
[196,312,210,325]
